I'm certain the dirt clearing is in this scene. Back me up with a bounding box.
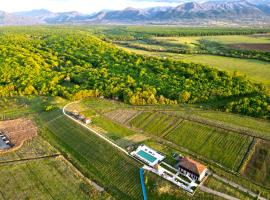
[0,118,37,152]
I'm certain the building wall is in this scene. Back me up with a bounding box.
[198,169,207,181]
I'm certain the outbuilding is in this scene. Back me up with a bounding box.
[83,118,92,124]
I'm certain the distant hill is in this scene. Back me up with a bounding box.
[1,0,270,25]
[89,0,270,23]
[0,11,38,25]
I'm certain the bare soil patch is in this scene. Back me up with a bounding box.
[0,118,37,152]
[105,109,140,124]
[229,43,270,52]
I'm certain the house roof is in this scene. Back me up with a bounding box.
[178,157,206,176]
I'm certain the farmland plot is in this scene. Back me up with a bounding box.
[0,136,59,162]
[165,120,253,170]
[105,109,139,124]
[0,157,106,200]
[41,111,142,200]
[129,112,178,136]
[242,140,270,188]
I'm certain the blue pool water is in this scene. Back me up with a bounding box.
[137,150,157,163]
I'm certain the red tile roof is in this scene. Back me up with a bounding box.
[178,157,206,175]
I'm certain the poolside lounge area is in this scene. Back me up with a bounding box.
[131,145,165,167]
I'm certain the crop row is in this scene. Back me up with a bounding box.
[43,113,142,200]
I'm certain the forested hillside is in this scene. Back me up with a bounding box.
[0,27,269,118]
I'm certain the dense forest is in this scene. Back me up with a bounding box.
[0,27,269,118]
[90,26,270,41]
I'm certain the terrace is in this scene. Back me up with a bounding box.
[131,145,165,167]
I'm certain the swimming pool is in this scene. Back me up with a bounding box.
[137,150,157,163]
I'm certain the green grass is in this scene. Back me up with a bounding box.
[39,110,142,200]
[204,176,255,200]
[191,109,270,137]
[0,157,106,200]
[177,54,270,87]
[92,115,136,140]
[145,172,224,200]
[165,120,253,170]
[0,136,59,162]
[243,140,270,188]
[153,35,270,45]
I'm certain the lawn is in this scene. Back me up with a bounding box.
[0,157,107,200]
[165,120,253,171]
[39,110,142,200]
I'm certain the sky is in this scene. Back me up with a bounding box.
[0,0,184,13]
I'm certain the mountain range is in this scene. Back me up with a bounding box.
[1,0,270,25]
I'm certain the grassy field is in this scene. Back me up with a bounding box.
[153,35,270,45]
[204,176,255,200]
[242,140,270,189]
[0,157,106,200]
[0,136,59,162]
[92,115,136,140]
[191,109,270,137]
[0,123,107,200]
[145,172,225,200]
[39,110,142,200]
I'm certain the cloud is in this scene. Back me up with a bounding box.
[0,0,181,13]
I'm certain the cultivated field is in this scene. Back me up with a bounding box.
[0,157,106,200]
[242,140,270,188]
[129,112,179,137]
[0,136,59,162]
[40,110,142,200]
[166,120,252,170]
[127,111,253,170]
